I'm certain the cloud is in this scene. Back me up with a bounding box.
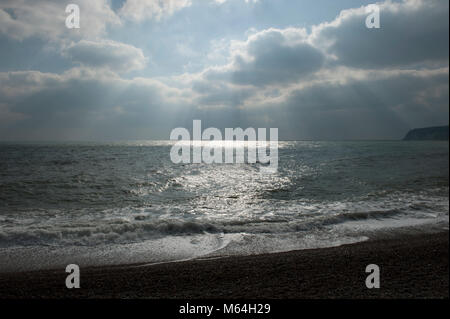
[1,67,448,140]
[191,0,449,112]
[277,68,449,138]
[195,67,447,140]
[0,0,120,41]
[183,1,449,139]
[119,0,192,22]
[311,0,449,68]
[230,28,325,86]
[0,67,192,140]
[0,0,448,140]
[200,28,325,88]
[63,40,148,73]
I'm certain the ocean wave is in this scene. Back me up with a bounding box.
[0,195,447,248]
[0,219,221,247]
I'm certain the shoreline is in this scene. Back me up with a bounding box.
[0,230,448,298]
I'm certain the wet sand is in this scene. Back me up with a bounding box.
[0,231,448,299]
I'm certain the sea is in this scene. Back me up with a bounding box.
[0,140,448,272]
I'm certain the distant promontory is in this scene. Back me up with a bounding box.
[403,125,449,141]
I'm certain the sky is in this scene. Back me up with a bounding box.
[0,0,448,141]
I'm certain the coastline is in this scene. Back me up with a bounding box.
[0,230,448,299]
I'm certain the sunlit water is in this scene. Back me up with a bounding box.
[0,141,448,271]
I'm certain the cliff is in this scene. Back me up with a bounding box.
[403,125,449,141]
